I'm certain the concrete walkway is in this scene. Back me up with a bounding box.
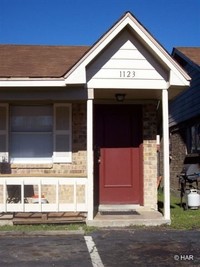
[87,210,169,227]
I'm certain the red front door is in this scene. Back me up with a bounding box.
[94,105,143,205]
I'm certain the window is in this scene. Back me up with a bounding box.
[10,105,53,163]
[190,123,200,153]
[53,104,72,163]
[0,104,8,162]
[0,103,72,164]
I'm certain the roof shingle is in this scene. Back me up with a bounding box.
[0,45,90,78]
[175,47,200,66]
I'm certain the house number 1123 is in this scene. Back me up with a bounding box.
[120,70,135,78]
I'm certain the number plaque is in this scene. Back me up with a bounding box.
[120,70,135,78]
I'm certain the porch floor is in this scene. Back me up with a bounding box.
[86,210,170,227]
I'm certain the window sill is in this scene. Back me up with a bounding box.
[11,163,53,169]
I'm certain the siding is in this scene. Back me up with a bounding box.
[169,62,200,127]
[86,29,168,89]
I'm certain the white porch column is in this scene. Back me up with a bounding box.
[87,89,94,220]
[162,88,170,221]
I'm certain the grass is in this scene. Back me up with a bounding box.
[158,189,200,230]
[0,223,84,232]
[0,223,99,234]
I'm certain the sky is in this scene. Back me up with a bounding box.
[0,0,199,53]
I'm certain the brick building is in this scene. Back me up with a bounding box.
[0,12,190,223]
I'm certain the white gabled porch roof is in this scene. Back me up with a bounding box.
[64,11,190,96]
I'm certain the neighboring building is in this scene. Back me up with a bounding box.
[170,47,200,190]
[0,12,190,224]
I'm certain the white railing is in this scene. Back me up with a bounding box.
[0,177,88,213]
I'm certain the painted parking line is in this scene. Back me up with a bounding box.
[84,236,104,267]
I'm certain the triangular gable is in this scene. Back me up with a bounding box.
[64,12,190,88]
[86,28,168,89]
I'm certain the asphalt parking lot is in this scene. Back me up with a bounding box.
[0,229,199,267]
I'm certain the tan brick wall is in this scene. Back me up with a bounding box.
[31,184,86,204]
[59,184,74,203]
[7,102,87,177]
[143,104,158,210]
[40,184,86,204]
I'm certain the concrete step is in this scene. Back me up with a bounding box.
[98,204,140,212]
[0,213,14,225]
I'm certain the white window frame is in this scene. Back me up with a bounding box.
[0,104,9,163]
[53,103,72,163]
